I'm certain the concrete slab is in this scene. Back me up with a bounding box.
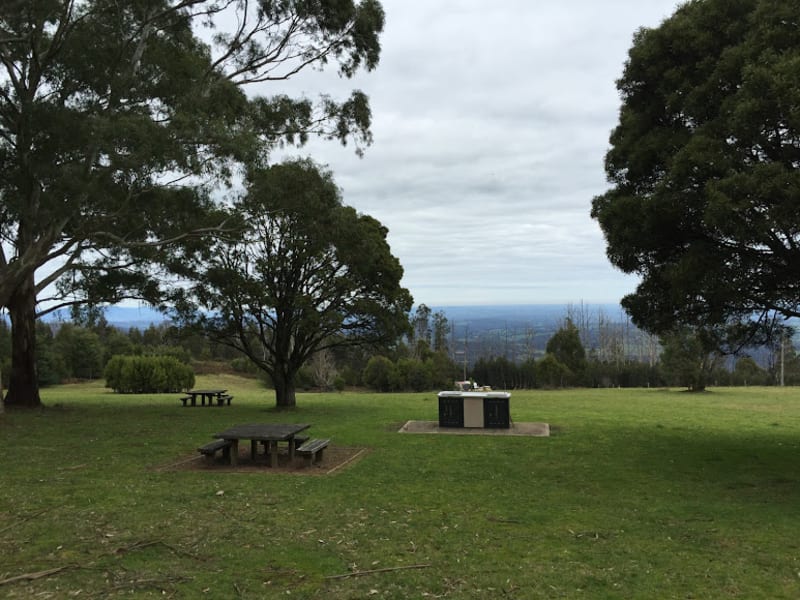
[398,420,549,437]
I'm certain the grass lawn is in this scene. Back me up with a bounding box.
[2,376,800,598]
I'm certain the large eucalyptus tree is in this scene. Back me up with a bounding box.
[0,0,384,406]
[591,0,800,340]
[172,159,413,409]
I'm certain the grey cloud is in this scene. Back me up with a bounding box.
[270,1,680,305]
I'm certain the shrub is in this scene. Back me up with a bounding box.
[396,357,431,392]
[535,354,572,388]
[362,355,397,392]
[333,375,346,391]
[231,357,259,375]
[104,355,195,393]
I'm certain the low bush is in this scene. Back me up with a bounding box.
[104,355,195,393]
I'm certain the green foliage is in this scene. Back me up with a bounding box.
[338,365,361,387]
[35,323,64,387]
[104,355,194,394]
[659,328,720,392]
[101,329,136,365]
[140,325,166,348]
[591,0,800,336]
[143,344,191,365]
[361,350,456,393]
[472,355,536,389]
[362,355,397,392]
[230,357,259,375]
[395,357,431,392]
[53,324,104,380]
[732,356,771,386]
[409,304,450,355]
[173,159,412,408]
[0,0,386,407]
[545,318,587,373]
[535,354,571,388]
[27,309,800,394]
[583,359,663,388]
[425,351,458,390]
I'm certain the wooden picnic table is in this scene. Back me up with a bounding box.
[183,389,228,407]
[213,423,311,467]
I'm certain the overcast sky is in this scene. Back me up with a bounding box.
[274,1,682,307]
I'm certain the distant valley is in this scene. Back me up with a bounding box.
[89,303,626,336]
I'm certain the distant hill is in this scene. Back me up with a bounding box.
[42,305,168,330]
[31,302,793,367]
[431,304,624,331]
[41,303,626,335]
[103,306,169,329]
[430,303,631,361]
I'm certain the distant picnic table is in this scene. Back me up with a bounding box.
[180,389,232,407]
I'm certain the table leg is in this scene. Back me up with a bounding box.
[230,440,239,465]
[250,440,257,460]
[288,436,296,461]
[190,395,197,406]
[269,441,278,468]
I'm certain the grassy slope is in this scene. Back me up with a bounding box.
[2,377,800,598]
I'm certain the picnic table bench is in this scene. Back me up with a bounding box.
[198,439,232,460]
[258,435,309,454]
[296,438,330,466]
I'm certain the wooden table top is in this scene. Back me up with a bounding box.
[214,423,310,441]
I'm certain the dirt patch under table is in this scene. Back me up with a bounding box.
[154,444,369,475]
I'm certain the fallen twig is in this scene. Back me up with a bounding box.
[0,565,73,586]
[325,563,430,580]
[487,515,522,525]
[112,539,201,560]
[113,540,161,555]
[325,447,369,475]
[61,463,88,471]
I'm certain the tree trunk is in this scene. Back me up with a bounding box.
[272,369,297,409]
[4,276,42,408]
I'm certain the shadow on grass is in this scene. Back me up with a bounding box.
[606,423,800,502]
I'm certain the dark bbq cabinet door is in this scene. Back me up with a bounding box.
[484,397,510,428]
[438,396,464,428]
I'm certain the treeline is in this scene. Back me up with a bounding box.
[0,312,457,393]
[468,318,800,390]
[356,308,800,392]
[1,306,796,393]
[0,317,235,389]
[470,353,790,389]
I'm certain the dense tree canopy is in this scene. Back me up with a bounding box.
[591,0,800,337]
[0,0,385,406]
[172,159,412,408]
